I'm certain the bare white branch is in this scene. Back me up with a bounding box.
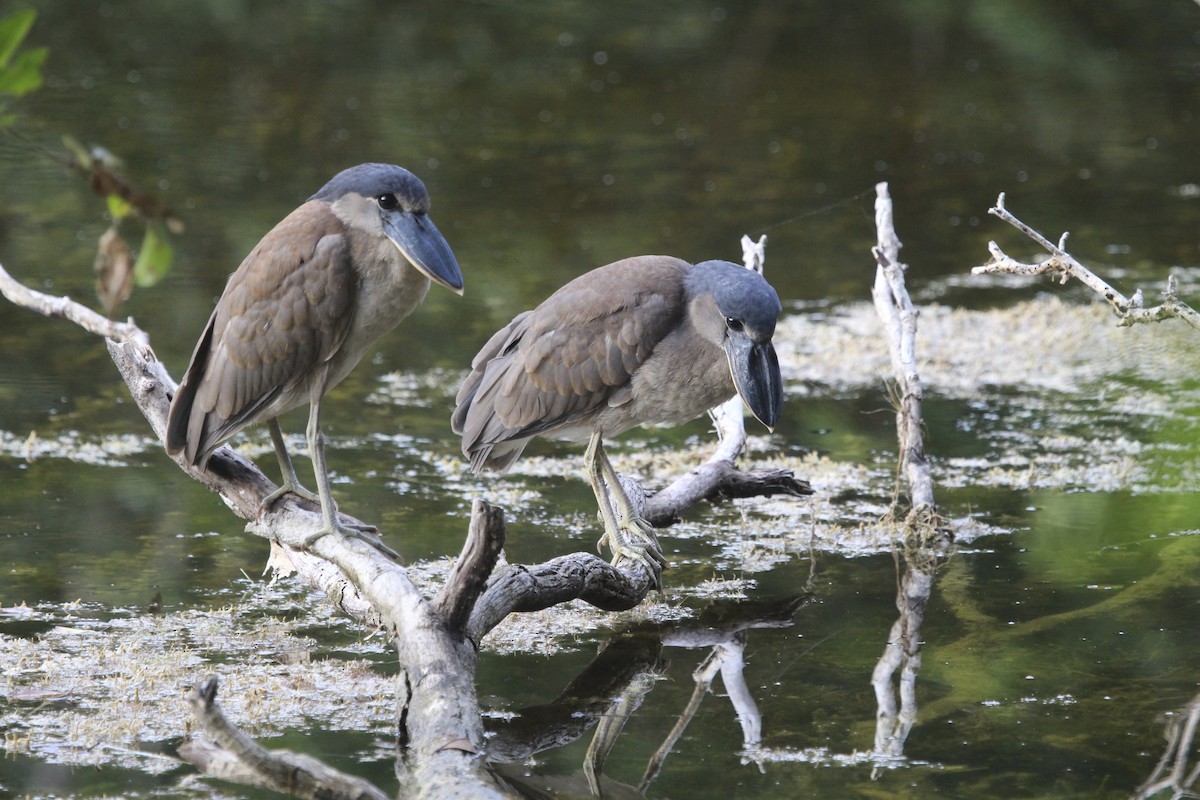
[869,182,936,515]
[973,193,1200,330]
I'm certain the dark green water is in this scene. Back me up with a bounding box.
[3,2,1200,798]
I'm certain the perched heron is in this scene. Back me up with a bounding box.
[167,162,463,546]
[452,255,782,571]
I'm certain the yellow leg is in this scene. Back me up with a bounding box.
[261,402,395,558]
[261,418,321,510]
[584,432,667,577]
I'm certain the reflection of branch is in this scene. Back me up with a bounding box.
[973,192,1200,330]
[640,632,762,791]
[638,596,807,790]
[871,568,932,757]
[718,635,762,748]
[1134,690,1200,800]
[486,635,665,763]
[641,649,724,790]
[487,595,807,796]
[584,671,661,795]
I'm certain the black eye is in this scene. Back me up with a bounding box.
[726,317,744,333]
[377,193,399,211]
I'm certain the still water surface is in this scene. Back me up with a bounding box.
[2,2,1200,798]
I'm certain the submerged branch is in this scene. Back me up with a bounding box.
[973,192,1200,330]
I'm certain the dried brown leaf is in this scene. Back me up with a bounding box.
[93,225,133,317]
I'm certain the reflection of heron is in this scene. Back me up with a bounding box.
[453,256,783,572]
[167,163,463,545]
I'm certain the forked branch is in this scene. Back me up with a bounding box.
[974,192,1200,330]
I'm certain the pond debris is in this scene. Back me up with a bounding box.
[745,744,942,770]
[787,293,1200,393]
[0,582,395,773]
[0,429,154,466]
[365,367,463,408]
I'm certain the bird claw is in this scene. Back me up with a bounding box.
[261,481,322,513]
[300,522,401,561]
[597,515,668,587]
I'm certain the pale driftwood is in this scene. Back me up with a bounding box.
[973,192,1200,330]
[1,249,806,799]
[869,182,936,517]
[0,270,148,345]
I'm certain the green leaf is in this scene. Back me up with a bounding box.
[133,224,173,288]
[0,10,36,70]
[0,46,46,97]
[106,192,133,221]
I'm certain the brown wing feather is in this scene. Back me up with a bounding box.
[166,203,357,466]
[452,255,689,472]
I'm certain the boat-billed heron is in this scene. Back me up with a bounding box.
[452,255,782,572]
[167,162,463,547]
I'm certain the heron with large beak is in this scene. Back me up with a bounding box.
[452,255,782,572]
[167,162,463,547]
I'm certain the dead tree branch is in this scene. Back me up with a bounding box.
[179,677,389,800]
[869,182,938,521]
[973,192,1200,330]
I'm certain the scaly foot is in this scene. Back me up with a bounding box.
[597,514,667,570]
[299,519,400,560]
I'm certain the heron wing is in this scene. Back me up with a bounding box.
[166,203,357,466]
[452,255,689,472]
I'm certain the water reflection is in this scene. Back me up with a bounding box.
[1134,691,1200,800]
[870,545,944,763]
[487,595,808,798]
